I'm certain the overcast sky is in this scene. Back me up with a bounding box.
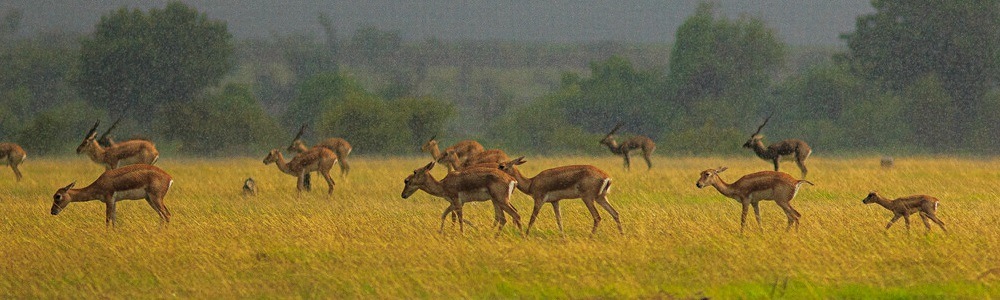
[2,1,874,46]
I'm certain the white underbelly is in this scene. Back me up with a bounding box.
[113,189,148,201]
[460,188,493,203]
[543,188,582,202]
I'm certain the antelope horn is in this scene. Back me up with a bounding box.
[99,117,121,142]
[293,124,307,141]
[608,122,624,135]
[428,134,437,142]
[85,120,100,139]
[752,114,772,136]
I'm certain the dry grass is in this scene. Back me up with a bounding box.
[1,156,999,298]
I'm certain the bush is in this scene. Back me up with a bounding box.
[158,83,283,156]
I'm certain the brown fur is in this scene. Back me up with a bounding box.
[499,157,621,235]
[697,167,813,232]
[743,135,812,177]
[264,148,337,196]
[288,137,352,178]
[50,164,173,227]
[401,162,521,233]
[600,134,656,170]
[77,122,159,170]
[421,138,485,171]
[441,149,510,171]
[862,192,946,232]
[0,142,26,181]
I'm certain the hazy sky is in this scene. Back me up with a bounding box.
[3,1,873,46]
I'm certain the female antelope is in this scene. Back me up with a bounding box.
[498,157,621,235]
[0,142,26,181]
[50,164,173,227]
[401,161,521,233]
[263,148,337,196]
[421,136,484,171]
[696,167,812,232]
[862,192,946,233]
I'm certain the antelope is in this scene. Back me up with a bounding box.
[50,164,173,227]
[263,148,337,196]
[401,161,522,234]
[420,135,484,171]
[76,120,159,170]
[862,192,946,233]
[288,124,352,177]
[0,142,26,181]
[600,122,656,170]
[440,149,510,171]
[696,167,813,232]
[498,157,621,235]
[743,116,812,177]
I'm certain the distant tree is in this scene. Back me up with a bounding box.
[283,72,369,129]
[319,92,409,154]
[16,101,104,155]
[843,0,1000,145]
[74,2,232,126]
[560,55,664,137]
[399,97,455,146]
[158,83,282,155]
[667,2,785,110]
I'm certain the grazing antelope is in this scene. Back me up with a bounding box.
[696,167,813,232]
[743,116,812,177]
[401,161,522,233]
[498,157,621,235]
[862,192,946,233]
[77,120,159,170]
[50,164,173,227]
[600,123,656,170]
[263,148,337,196]
[880,156,894,168]
[0,142,26,181]
[288,125,352,177]
[420,135,484,171]
[440,149,510,171]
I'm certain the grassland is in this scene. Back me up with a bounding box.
[1,156,999,299]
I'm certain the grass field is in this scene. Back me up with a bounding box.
[1,156,999,299]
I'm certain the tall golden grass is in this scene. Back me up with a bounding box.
[1,156,998,298]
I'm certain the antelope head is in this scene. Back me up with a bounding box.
[743,115,771,148]
[696,167,728,188]
[600,122,624,147]
[498,156,527,172]
[50,181,77,215]
[76,120,101,154]
[402,162,435,198]
[287,124,308,153]
[862,191,880,204]
[262,149,282,165]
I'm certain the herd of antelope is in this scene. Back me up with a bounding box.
[0,117,946,234]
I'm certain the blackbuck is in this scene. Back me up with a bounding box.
[498,157,622,235]
[600,123,656,170]
[50,164,173,227]
[263,148,337,196]
[77,120,159,170]
[742,116,812,177]
[401,161,522,234]
[420,135,484,171]
[440,149,510,171]
[696,167,813,232]
[862,192,946,233]
[288,125,352,177]
[0,142,26,181]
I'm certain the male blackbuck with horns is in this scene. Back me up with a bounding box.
[0,142,26,182]
[263,148,337,196]
[50,164,173,227]
[862,192,946,233]
[600,123,655,170]
[401,161,522,234]
[743,116,812,178]
[498,157,622,235]
[288,125,352,178]
[77,120,159,170]
[421,136,484,171]
[696,167,813,233]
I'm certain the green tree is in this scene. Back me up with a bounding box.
[159,84,282,155]
[16,101,104,155]
[843,0,1000,145]
[319,92,409,154]
[399,97,455,147]
[284,72,369,129]
[560,56,664,137]
[74,2,232,126]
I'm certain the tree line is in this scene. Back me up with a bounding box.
[1,1,998,156]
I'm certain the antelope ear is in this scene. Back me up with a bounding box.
[716,167,728,173]
[514,156,526,165]
[423,161,436,171]
[64,181,76,190]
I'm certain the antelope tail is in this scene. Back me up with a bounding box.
[797,180,815,186]
[507,181,516,198]
[599,178,612,195]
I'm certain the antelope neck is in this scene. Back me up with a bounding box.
[418,173,449,198]
[67,187,106,203]
[709,177,740,199]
